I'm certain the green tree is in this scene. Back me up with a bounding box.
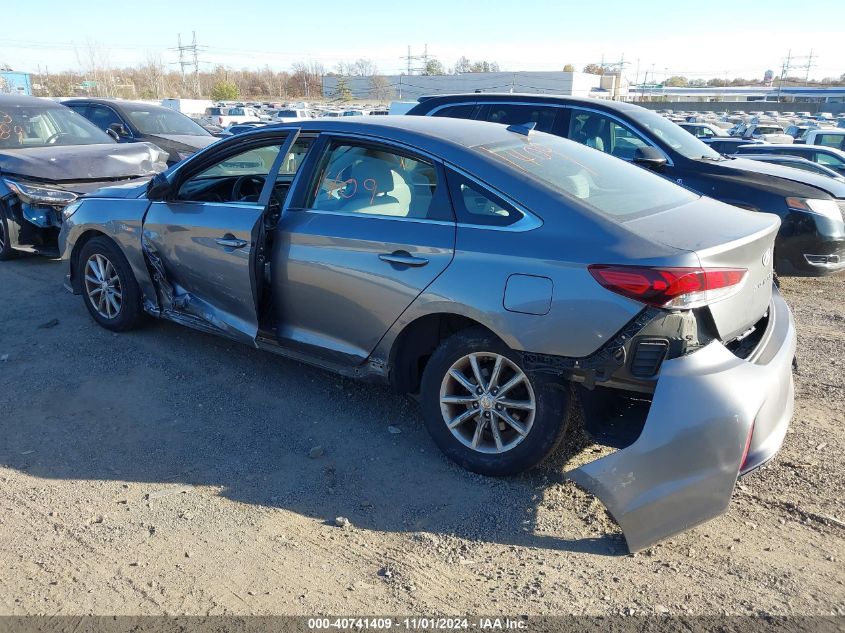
[665,75,688,87]
[563,63,575,72]
[334,76,352,101]
[210,80,240,101]
[423,59,446,76]
[582,64,604,75]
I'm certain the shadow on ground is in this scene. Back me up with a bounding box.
[0,258,630,557]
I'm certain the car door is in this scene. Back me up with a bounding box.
[143,130,301,344]
[271,136,456,365]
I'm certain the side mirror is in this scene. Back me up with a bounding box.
[633,146,668,171]
[146,173,172,201]
[109,122,130,138]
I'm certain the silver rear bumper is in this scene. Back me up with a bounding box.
[569,287,796,552]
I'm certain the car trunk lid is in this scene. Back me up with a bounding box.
[624,196,779,342]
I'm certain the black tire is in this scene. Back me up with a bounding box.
[0,203,17,261]
[420,328,570,476]
[78,236,144,332]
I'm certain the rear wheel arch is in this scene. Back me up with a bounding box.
[388,312,507,394]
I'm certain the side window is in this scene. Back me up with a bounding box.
[307,142,445,220]
[483,104,556,133]
[700,127,715,138]
[568,111,648,160]
[815,152,845,168]
[431,104,475,119]
[177,142,286,203]
[86,105,123,132]
[446,171,523,228]
[816,134,845,150]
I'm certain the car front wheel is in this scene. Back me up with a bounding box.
[0,204,16,261]
[420,329,570,476]
[78,236,143,332]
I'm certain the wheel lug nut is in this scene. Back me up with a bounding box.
[476,388,483,395]
[496,404,502,410]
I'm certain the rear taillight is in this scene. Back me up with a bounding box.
[588,265,747,309]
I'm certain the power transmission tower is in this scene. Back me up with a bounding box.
[776,49,817,99]
[170,32,204,96]
[400,45,430,75]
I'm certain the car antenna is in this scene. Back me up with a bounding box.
[506,122,536,136]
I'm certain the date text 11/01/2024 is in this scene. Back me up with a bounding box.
[307,617,528,630]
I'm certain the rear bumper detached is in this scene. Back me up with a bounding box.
[569,287,796,552]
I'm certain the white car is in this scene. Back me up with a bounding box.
[800,128,845,150]
[742,124,793,144]
[203,106,261,128]
[273,108,311,123]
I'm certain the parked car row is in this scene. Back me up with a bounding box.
[1,91,837,554]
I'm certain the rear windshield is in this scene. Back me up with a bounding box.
[755,126,783,135]
[475,134,698,219]
[276,110,298,117]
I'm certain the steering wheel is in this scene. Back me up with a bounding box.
[232,175,265,201]
[46,132,72,145]
[232,175,286,209]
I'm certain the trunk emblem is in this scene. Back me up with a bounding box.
[762,248,772,267]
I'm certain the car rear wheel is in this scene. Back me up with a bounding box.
[0,204,17,261]
[420,329,570,476]
[79,236,143,332]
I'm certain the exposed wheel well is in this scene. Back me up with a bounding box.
[68,230,109,292]
[388,313,503,395]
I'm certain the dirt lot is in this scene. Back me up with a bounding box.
[0,257,843,617]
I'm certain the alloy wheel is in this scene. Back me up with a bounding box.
[439,352,536,454]
[84,253,123,319]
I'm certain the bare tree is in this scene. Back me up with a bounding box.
[369,75,393,101]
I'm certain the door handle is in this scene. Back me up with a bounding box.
[379,252,429,267]
[215,237,249,249]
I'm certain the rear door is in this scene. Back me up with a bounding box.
[143,131,300,343]
[272,136,456,365]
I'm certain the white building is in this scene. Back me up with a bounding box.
[323,71,627,102]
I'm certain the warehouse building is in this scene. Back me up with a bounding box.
[323,71,627,102]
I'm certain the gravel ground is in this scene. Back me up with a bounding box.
[0,257,842,617]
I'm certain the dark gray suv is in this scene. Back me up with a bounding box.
[407,94,845,276]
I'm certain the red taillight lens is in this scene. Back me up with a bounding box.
[588,265,747,309]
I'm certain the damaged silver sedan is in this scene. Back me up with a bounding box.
[59,117,796,551]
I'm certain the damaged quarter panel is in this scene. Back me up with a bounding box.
[569,289,796,552]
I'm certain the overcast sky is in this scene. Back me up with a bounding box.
[2,0,843,81]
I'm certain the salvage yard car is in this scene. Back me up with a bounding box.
[59,117,797,552]
[62,99,218,166]
[407,94,845,275]
[0,95,168,260]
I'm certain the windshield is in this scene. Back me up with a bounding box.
[475,133,698,219]
[630,109,722,160]
[122,105,210,136]
[0,103,114,149]
[276,110,298,117]
[754,126,783,135]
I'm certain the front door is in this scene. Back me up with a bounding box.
[144,132,299,343]
[272,137,456,364]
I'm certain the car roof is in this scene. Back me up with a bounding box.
[62,98,171,111]
[0,94,66,108]
[748,143,845,155]
[265,115,553,154]
[414,92,645,113]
